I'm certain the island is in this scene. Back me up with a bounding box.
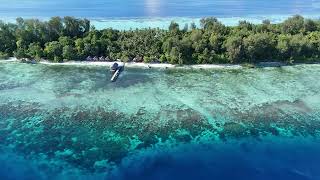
[0,15,319,66]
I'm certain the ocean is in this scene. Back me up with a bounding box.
[0,0,319,29]
[0,61,320,179]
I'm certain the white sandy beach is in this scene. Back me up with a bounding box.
[39,60,242,69]
[1,58,242,69]
[43,61,243,69]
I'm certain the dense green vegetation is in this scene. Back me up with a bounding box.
[0,15,320,64]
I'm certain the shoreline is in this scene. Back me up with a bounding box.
[1,58,242,69]
[2,58,319,69]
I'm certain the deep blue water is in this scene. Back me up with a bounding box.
[0,0,319,19]
[1,138,320,180]
[110,140,320,180]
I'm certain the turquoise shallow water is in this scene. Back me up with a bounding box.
[0,61,320,179]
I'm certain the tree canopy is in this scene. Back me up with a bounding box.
[0,15,320,64]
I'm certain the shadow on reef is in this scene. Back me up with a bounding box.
[0,99,319,174]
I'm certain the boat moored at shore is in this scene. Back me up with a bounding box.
[110,62,125,82]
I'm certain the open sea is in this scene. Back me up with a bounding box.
[0,0,319,29]
[0,61,320,180]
